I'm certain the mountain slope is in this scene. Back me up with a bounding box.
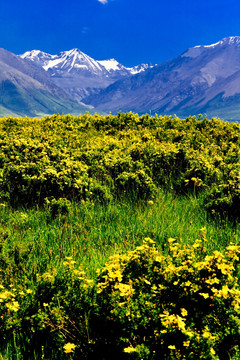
[0,48,91,117]
[83,36,240,120]
[21,49,152,102]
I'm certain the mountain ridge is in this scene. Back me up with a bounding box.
[82,36,240,121]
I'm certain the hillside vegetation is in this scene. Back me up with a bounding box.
[0,112,240,359]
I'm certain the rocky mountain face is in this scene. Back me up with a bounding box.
[21,49,153,102]
[0,48,91,117]
[82,36,240,121]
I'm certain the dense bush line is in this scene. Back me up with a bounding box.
[1,112,240,217]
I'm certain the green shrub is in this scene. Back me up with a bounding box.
[45,197,72,218]
[0,258,94,359]
[88,179,113,204]
[115,170,156,200]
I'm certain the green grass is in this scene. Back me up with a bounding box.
[1,189,239,285]
[1,190,240,359]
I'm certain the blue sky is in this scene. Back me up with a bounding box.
[0,0,240,66]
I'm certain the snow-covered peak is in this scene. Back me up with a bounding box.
[20,48,152,79]
[20,49,56,65]
[21,50,42,59]
[128,63,154,75]
[182,36,240,58]
[194,36,240,49]
[21,48,103,74]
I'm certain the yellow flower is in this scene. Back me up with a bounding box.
[199,292,209,299]
[63,343,76,353]
[176,315,186,330]
[6,301,20,312]
[168,345,176,350]
[144,279,151,285]
[205,277,219,285]
[219,285,229,298]
[144,237,155,244]
[210,348,216,355]
[124,346,137,353]
[180,308,188,317]
[226,244,240,252]
[115,283,134,297]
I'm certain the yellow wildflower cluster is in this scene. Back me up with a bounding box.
[63,256,77,270]
[160,311,186,331]
[0,286,19,310]
[96,235,240,359]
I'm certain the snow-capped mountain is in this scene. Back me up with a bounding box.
[0,48,91,117]
[20,49,153,101]
[83,36,240,121]
[21,48,151,76]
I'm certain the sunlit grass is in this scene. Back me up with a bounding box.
[0,189,239,285]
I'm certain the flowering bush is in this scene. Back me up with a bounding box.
[2,113,240,216]
[96,235,240,359]
[0,258,94,359]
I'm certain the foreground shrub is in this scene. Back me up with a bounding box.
[96,235,240,359]
[0,258,94,359]
[1,232,240,359]
[45,197,72,218]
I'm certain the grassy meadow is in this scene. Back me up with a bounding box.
[0,112,240,359]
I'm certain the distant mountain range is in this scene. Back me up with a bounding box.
[0,36,240,120]
[21,49,152,103]
[83,36,240,121]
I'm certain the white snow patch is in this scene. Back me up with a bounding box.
[74,64,88,69]
[194,36,240,49]
[43,58,64,71]
[21,50,42,59]
[98,59,120,71]
[128,64,153,74]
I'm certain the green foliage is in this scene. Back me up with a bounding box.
[45,197,72,218]
[0,258,94,359]
[115,170,156,200]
